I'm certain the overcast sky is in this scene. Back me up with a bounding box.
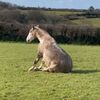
[1,0,100,9]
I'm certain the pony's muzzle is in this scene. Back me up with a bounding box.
[26,38,30,43]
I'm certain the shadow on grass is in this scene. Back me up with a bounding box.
[72,69,100,74]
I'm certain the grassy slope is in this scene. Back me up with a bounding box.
[45,10,81,15]
[0,42,100,100]
[72,18,100,27]
[23,10,81,16]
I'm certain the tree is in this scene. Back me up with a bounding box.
[88,6,95,12]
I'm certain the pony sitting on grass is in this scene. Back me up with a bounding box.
[26,25,73,73]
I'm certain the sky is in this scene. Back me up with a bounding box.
[1,0,100,9]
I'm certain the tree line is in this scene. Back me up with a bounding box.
[0,22,100,44]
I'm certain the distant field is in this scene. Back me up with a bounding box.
[45,10,81,15]
[22,10,81,15]
[72,18,100,27]
[0,42,100,100]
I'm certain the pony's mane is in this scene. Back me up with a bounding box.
[37,27,55,42]
[38,27,49,35]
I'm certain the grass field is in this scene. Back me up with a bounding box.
[72,18,100,27]
[0,42,100,100]
[45,10,81,15]
[23,10,81,16]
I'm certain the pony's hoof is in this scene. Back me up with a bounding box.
[28,66,35,72]
[34,67,41,71]
[42,68,49,72]
[28,66,41,72]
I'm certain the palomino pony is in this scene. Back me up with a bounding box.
[26,25,73,73]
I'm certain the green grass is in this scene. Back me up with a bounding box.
[45,10,81,15]
[0,42,100,100]
[23,10,81,16]
[72,18,100,27]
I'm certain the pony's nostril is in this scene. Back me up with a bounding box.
[26,39,29,42]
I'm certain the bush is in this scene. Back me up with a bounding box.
[0,22,100,44]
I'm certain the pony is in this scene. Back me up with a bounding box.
[26,25,73,73]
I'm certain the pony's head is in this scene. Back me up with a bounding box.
[26,25,39,42]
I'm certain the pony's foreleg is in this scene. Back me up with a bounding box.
[28,52,43,72]
[33,57,40,65]
[38,61,45,70]
[28,58,40,72]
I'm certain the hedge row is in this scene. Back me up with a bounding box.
[0,22,100,44]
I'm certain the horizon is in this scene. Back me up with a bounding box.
[0,0,100,9]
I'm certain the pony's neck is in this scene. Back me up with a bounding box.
[36,28,53,44]
[37,34,44,44]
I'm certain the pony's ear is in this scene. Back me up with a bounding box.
[33,25,39,29]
